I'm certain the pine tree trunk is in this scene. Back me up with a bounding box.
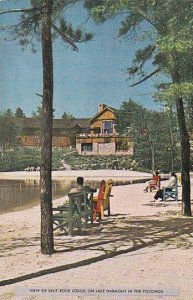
[175,97,192,216]
[151,144,155,172]
[167,107,175,170]
[171,65,191,216]
[40,0,54,254]
[188,97,193,130]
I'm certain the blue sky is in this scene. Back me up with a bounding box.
[0,0,163,118]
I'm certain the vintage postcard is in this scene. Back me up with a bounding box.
[0,0,192,299]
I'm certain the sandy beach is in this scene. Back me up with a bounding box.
[0,170,193,300]
[0,169,152,181]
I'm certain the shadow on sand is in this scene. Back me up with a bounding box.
[0,208,193,287]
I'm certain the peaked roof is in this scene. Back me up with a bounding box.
[89,106,116,123]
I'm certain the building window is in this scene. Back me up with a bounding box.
[81,143,93,152]
[102,121,114,134]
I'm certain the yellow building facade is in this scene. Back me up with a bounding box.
[76,104,133,156]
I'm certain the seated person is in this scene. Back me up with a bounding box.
[69,177,96,212]
[144,170,160,192]
[154,172,177,201]
[69,176,96,194]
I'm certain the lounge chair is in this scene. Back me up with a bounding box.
[93,179,114,221]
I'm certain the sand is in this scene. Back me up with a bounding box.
[0,170,193,300]
[0,169,152,181]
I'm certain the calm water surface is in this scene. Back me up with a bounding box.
[0,179,100,214]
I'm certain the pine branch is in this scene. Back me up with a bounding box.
[136,45,156,72]
[52,23,79,51]
[127,45,157,78]
[0,6,43,15]
[130,68,160,87]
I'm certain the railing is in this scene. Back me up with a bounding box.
[76,132,124,138]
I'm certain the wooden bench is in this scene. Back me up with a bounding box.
[53,191,94,236]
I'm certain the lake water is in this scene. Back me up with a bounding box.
[0,179,100,214]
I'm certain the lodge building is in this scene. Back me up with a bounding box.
[76,104,133,156]
[15,104,133,156]
[15,117,89,148]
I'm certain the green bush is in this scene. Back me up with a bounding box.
[0,147,41,171]
[0,147,160,173]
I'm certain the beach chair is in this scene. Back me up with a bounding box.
[52,195,81,236]
[69,191,94,226]
[149,175,161,192]
[93,179,114,221]
[53,191,94,235]
[93,180,106,221]
[163,185,178,201]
